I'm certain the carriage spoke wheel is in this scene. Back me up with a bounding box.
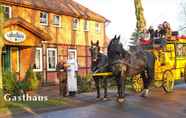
[184,65,186,83]
[162,70,174,93]
[132,74,144,93]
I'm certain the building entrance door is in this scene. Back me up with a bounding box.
[10,47,20,73]
[2,47,10,72]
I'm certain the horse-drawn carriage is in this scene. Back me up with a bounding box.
[151,36,186,92]
[91,35,186,97]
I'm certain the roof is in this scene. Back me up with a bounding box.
[0,0,109,23]
[4,17,52,41]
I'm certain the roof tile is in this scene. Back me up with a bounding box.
[0,0,109,22]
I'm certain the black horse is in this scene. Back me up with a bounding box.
[90,40,109,100]
[108,35,155,102]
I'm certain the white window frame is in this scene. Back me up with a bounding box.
[84,20,89,31]
[33,48,43,72]
[47,48,57,71]
[53,15,61,27]
[0,5,12,18]
[72,18,79,30]
[95,22,100,33]
[40,11,48,26]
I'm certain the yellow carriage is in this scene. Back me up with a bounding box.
[152,37,186,92]
[134,36,186,93]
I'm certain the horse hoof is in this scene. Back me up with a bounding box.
[139,92,145,97]
[96,97,101,101]
[140,94,145,97]
[117,98,125,103]
[103,97,108,101]
[140,93,149,98]
[139,89,149,98]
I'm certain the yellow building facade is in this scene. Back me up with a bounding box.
[0,0,109,84]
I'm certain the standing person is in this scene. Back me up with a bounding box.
[67,51,78,96]
[57,56,67,97]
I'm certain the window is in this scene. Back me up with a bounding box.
[84,20,89,31]
[176,44,186,57]
[95,22,100,33]
[40,12,48,25]
[0,5,11,18]
[33,48,42,72]
[72,18,79,30]
[47,48,57,71]
[53,15,61,27]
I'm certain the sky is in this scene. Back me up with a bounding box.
[74,0,185,48]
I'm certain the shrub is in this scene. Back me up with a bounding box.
[2,71,18,95]
[2,71,31,96]
[36,72,42,81]
[25,67,40,91]
[17,80,30,94]
[77,74,93,93]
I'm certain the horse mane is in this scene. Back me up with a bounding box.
[107,35,129,62]
[107,38,114,52]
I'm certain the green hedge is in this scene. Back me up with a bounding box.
[2,71,18,95]
[77,74,94,93]
[2,68,41,96]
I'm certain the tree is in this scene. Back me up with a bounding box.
[0,6,6,108]
[129,29,144,48]
[134,0,146,32]
[132,0,147,50]
[178,0,186,33]
[130,30,141,43]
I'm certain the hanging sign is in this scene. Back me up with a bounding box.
[4,31,26,43]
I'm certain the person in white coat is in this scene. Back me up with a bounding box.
[67,52,78,96]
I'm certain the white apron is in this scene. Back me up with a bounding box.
[67,59,78,92]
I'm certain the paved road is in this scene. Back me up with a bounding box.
[8,84,186,118]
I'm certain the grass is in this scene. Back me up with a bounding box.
[8,99,64,108]
[0,107,8,112]
[0,99,66,114]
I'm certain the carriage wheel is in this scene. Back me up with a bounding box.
[162,70,174,93]
[184,65,186,83]
[132,74,144,93]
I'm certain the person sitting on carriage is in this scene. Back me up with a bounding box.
[148,26,155,40]
[139,29,153,48]
[152,24,167,49]
[162,21,172,40]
